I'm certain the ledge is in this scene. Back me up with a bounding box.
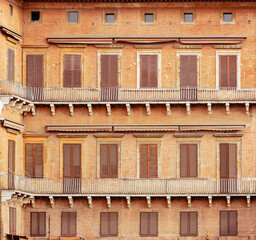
[133,133,164,138]
[213,133,244,137]
[57,133,88,138]
[179,124,245,132]
[0,118,24,132]
[114,124,179,132]
[94,44,124,49]
[94,133,124,138]
[46,124,112,132]
[173,133,204,138]
[23,133,50,138]
[174,45,204,49]
[0,25,22,42]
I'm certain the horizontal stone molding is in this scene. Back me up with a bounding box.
[173,133,204,138]
[0,118,24,132]
[213,133,244,137]
[133,133,164,138]
[94,133,124,138]
[46,124,113,132]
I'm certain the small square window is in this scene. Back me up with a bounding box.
[223,13,233,22]
[31,11,40,22]
[145,13,154,23]
[9,4,13,17]
[106,14,115,23]
[69,11,78,23]
[184,13,193,22]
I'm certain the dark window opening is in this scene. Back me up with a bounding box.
[184,13,193,22]
[69,11,78,23]
[224,13,233,22]
[145,13,154,23]
[31,11,40,22]
[106,14,115,23]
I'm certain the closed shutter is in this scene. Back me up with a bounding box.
[31,212,38,236]
[101,55,118,88]
[220,211,228,236]
[140,144,148,178]
[63,144,71,178]
[109,144,118,177]
[180,55,197,87]
[73,55,81,87]
[100,212,108,236]
[110,212,118,236]
[149,212,158,236]
[8,49,14,82]
[180,55,188,87]
[180,144,188,178]
[229,144,237,178]
[140,55,157,88]
[39,212,46,236]
[140,212,148,236]
[35,144,43,178]
[25,143,34,177]
[26,55,44,87]
[229,56,237,88]
[180,212,188,236]
[63,55,72,87]
[73,144,81,177]
[100,144,108,177]
[8,140,15,189]
[61,212,69,236]
[220,56,228,88]
[9,207,16,234]
[220,56,237,88]
[101,55,109,88]
[26,55,35,86]
[220,143,228,178]
[70,212,77,236]
[149,144,157,178]
[189,212,197,236]
[189,144,197,177]
[229,211,237,236]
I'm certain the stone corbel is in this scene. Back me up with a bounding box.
[207,103,212,115]
[186,103,191,115]
[87,103,93,116]
[17,194,24,203]
[106,196,111,209]
[226,196,231,207]
[245,102,249,116]
[19,104,31,115]
[126,196,131,209]
[208,196,212,207]
[106,104,111,116]
[50,104,55,116]
[30,196,35,208]
[87,196,92,209]
[13,102,24,112]
[246,195,250,207]
[30,104,36,116]
[166,103,171,116]
[68,196,73,208]
[187,196,191,208]
[146,196,151,208]
[166,196,171,208]
[10,195,18,203]
[69,104,74,116]
[7,99,17,110]
[225,102,230,115]
[126,103,131,116]
[146,103,151,116]
[22,197,30,207]
[49,196,54,208]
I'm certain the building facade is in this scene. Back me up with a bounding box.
[0,0,256,239]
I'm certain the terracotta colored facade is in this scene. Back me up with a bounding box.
[0,0,256,239]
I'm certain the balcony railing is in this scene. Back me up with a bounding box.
[1,79,256,102]
[1,174,256,195]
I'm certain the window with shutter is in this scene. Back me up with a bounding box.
[140,144,158,178]
[180,144,198,178]
[140,55,158,88]
[219,55,237,88]
[9,207,16,234]
[100,144,118,178]
[61,212,77,237]
[25,143,43,178]
[63,54,81,88]
[8,140,15,190]
[140,212,158,237]
[26,55,44,87]
[8,48,15,82]
[180,212,198,236]
[100,212,118,237]
[220,211,237,236]
[31,212,46,237]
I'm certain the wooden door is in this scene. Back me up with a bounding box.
[180,55,198,100]
[8,140,15,190]
[220,143,237,193]
[101,55,118,101]
[63,144,81,193]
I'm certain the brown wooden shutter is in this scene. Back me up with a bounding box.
[140,55,157,88]
[31,212,38,236]
[9,207,16,234]
[180,212,188,236]
[110,212,118,236]
[39,213,46,236]
[100,144,108,177]
[229,211,237,235]
[180,55,188,87]
[73,55,82,87]
[101,55,109,88]
[25,143,34,177]
[61,212,69,236]
[101,55,118,88]
[220,143,228,178]
[140,144,149,178]
[189,144,197,177]
[189,212,197,236]
[220,56,228,88]
[229,56,237,88]
[188,56,197,87]
[100,212,108,236]
[229,144,237,178]
[70,212,77,236]
[64,55,72,87]
[149,212,158,236]
[180,144,188,178]
[26,55,44,87]
[35,143,43,178]
[149,144,158,178]
[63,144,71,178]
[73,144,81,177]
[220,211,228,236]
[140,55,148,88]
[109,144,118,177]
[8,49,14,82]
[140,212,148,236]
[26,55,35,86]
[149,55,157,87]
[8,140,15,189]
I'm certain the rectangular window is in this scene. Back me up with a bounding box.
[180,144,197,178]
[26,55,44,87]
[140,144,158,178]
[223,13,233,22]
[140,212,158,237]
[9,207,16,234]
[31,11,40,22]
[180,212,198,236]
[145,13,154,23]
[8,49,14,82]
[69,11,78,23]
[63,54,81,88]
[220,211,237,236]
[219,55,237,88]
[31,212,46,237]
[184,13,193,22]
[100,144,118,178]
[140,55,158,88]
[106,13,115,23]
[100,212,118,237]
[25,143,43,178]
[61,212,77,237]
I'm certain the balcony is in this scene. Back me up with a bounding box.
[1,174,256,196]
[1,79,256,103]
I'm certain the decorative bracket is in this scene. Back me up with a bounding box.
[225,102,230,115]
[146,103,151,116]
[30,104,36,116]
[30,196,35,208]
[187,196,191,208]
[126,196,131,209]
[208,196,212,207]
[226,196,231,207]
[186,103,191,115]
[7,99,17,110]
[87,196,92,209]
[10,195,18,203]
[20,104,31,115]
[50,104,55,116]
[49,196,54,208]
[166,196,171,208]
[68,196,73,208]
[146,196,151,209]
[126,103,131,116]
[17,194,24,203]
[22,197,30,207]
[207,103,212,115]
[166,103,171,116]
[246,195,251,207]
[245,102,249,116]
[106,104,111,116]
[106,196,111,209]
[69,104,74,116]
[13,102,24,112]
[87,103,93,116]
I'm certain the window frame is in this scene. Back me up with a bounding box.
[67,11,79,24]
[220,210,238,236]
[61,212,77,237]
[103,9,118,25]
[29,10,42,24]
[140,212,158,237]
[100,212,118,237]
[181,9,196,24]
[180,211,198,237]
[141,10,156,25]
[220,9,236,24]
[30,212,46,237]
